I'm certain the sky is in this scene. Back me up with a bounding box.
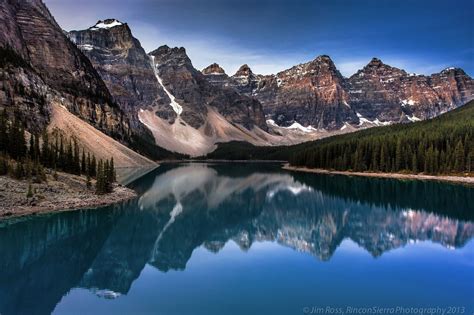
[45,0,473,77]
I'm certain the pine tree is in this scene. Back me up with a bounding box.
[18,126,27,159]
[58,136,65,170]
[380,144,387,172]
[395,138,402,171]
[96,159,104,194]
[104,159,111,193]
[26,182,33,198]
[81,149,86,174]
[91,155,97,177]
[108,157,116,183]
[41,131,50,167]
[454,140,465,172]
[73,140,80,175]
[466,148,473,173]
[412,153,418,173]
[65,140,73,173]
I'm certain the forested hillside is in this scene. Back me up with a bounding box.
[289,101,474,175]
[206,101,473,176]
[0,110,116,194]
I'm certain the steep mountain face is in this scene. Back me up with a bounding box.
[138,45,272,155]
[3,1,472,157]
[0,0,130,140]
[348,58,474,122]
[348,58,408,122]
[201,63,229,87]
[68,20,272,156]
[229,64,262,95]
[256,56,357,130]
[206,56,360,130]
[68,19,171,138]
[203,57,474,131]
[149,45,267,131]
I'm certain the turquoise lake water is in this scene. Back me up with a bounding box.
[0,163,473,315]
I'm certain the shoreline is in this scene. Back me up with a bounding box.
[282,164,474,185]
[0,172,137,221]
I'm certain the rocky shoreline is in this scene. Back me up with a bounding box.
[282,164,474,185]
[0,171,137,220]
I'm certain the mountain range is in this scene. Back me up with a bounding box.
[203,57,473,130]
[1,0,473,159]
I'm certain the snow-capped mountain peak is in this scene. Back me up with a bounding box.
[90,19,124,30]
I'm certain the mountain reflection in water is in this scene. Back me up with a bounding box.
[0,163,472,315]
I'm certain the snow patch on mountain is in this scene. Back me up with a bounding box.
[357,113,391,126]
[401,99,416,106]
[287,122,318,133]
[91,19,123,30]
[150,56,183,116]
[77,44,96,51]
[266,120,318,133]
[407,115,422,122]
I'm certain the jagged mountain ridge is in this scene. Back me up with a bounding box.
[68,19,171,134]
[202,56,473,130]
[2,0,472,158]
[69,20,294,156]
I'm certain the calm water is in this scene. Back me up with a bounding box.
[0,163,473,315]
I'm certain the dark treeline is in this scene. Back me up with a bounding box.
[289,101,474,175]
[0,109,115,194]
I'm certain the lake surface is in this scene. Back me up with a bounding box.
[0,163,473,315]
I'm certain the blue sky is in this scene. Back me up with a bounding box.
[45,0,473,77]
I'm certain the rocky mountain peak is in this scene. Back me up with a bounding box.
[202,63,226,75]
[90,19,125,31]
[440,67,465,75]
[307,55,342,76]
[354,57,405,78]
[151,45,186,55]
[149,45,190,65]
[314,54,334,64]
[368,57,383,67]
[234,64,253,77]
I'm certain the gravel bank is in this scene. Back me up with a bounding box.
[0,171,137,220]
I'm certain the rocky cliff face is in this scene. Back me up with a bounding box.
[347,58,474,122]
[149,45,267,131]
[68,21,270,156]
[201,63,229,87]
[0,0,130,140]
[203,57,474,131]
[68,19,171,138]
[257,56,357,129]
